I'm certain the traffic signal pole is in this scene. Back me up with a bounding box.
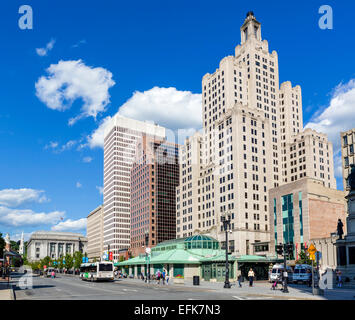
[283,244,289,293]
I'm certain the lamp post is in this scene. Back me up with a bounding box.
[145,229,150,283]
[221,211,231,289]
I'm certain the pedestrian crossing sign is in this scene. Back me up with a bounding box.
[309,253,315,260]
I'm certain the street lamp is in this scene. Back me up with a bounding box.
[145,228,150,283]
[221,211,231,289]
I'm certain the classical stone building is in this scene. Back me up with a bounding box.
[269,177,347,259]
[27,231,87,262]
[87,205,104,261]
[341,128,355,191]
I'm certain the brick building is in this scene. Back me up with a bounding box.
[269,177,347,259]
[130,135,179,257]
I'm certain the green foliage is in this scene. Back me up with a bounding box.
[73,251,83,269]
[10,240,19,252]
[64,253,74,269]
[59,256,64,269]
[40,256,52,269]
[119,255,125,262]
[295,250,316,267]
[0,232,5,258]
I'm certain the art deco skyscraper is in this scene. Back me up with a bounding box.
[176,12,336,255]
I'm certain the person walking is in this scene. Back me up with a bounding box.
[336,270,343,288]
[156,270,161,285]
[162,270,166,285]
[51,270,55,279]
[166,273,169,285]
[237,274,243,288]
[248,268,255,287]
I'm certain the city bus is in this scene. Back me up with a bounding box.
[79,262,114,281]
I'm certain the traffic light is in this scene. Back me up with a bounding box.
[286,243,294,254]
[276,244,283,255]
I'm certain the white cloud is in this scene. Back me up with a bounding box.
[87,87,202,149]
[83,156,93,163]
[306,79,355,178]
[76,182,82,188]
[87,116,112,149]
[44,139,83,153]
[0,206,64,227]
[11,232,33,242]
[36,39,56,56]
[72,39,86,48]
[0,188,48,207]
[119,87,201,131]
[35,60,115,125]
[51,218,87,232]
[96,186,103,195]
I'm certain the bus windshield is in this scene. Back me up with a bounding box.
[99,264,113,272]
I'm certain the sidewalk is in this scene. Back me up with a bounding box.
[0,282,15,300]
[117,278,325,300]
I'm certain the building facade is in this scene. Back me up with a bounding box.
[176,12,336,256]
[269,178,346,259]
[341,128,355,190]
[130,135,180,256]
[87,205,104,261]
[103,114,166,261]
[27,231,87,262]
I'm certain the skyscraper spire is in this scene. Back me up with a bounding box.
[19,232,24,255]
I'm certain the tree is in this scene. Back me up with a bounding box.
[59,256,64,269]
[295,250,316,267]
[64,253,74,270]
[40,256,52,269]
[73,251,83,269]
[0,233,5,258]
[10,240,19,252]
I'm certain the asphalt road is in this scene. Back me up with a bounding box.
[13,274,282,300]
[12,273,355,300]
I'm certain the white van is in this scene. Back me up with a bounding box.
[292,264,312,284]
[269,264,293,283]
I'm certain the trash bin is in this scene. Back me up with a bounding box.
[193,275,200,285]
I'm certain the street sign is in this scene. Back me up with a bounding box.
[145,247,151,254]
[309,253,315,260]
[307,243,317,254]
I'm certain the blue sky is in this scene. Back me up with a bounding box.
[1,0,355,240]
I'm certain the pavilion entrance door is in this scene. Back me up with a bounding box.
[202,264,211,281]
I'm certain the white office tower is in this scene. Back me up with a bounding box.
[176,12,336,255]
[103,114,166,261]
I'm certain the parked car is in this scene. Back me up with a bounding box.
[269,264,293,283]
[45,267,56,278]
[292,264,313,284]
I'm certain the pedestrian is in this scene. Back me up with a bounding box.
[248,268,255,287]
[162,270,166,285]
[237,274,243,287]
[51,270,55,279]
[166,273,169,285]
[336,270,343,288]
[156,270,161,284]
